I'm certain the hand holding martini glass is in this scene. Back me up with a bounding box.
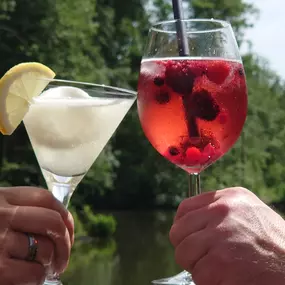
[137,16,248,285]
[0,62,136,285]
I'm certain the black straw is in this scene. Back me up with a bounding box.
[172,0,200,139]
[172,0,189,56]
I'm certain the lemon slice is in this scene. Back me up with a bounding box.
[0,62,55,135]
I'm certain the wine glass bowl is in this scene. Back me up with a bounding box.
[137,19,248,285]
[138,57,247,174]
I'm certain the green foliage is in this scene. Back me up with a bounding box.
[70,205,117,239]
[1,0,285,211]
[82,206,117,238]
[69,206,87,238]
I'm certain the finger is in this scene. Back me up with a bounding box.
[4,187,73,245]
[174,229,213,273]
[7,230,54,267]
[3,186,68,217]
[174,190,222,222]
[170,207,209,247]
[0,258,45,285]
[10,206,71,273]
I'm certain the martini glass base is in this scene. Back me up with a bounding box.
[152,271,195,285]
[43,279,63,285]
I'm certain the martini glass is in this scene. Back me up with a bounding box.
[137,19,248,285]
[23,79,136,285]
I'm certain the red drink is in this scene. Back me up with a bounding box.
[137,58,248,174]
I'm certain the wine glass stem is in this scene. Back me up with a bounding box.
[188,173,201,197]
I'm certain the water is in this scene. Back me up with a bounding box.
[62,211,181,285]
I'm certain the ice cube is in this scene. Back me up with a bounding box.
[141,60,166,80]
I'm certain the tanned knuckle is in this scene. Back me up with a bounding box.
[229,186,250,197]
[212,200,231,218]
[237,186,250,193]
[33,189,51,204]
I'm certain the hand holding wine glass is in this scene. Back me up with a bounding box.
[170,187,285,285]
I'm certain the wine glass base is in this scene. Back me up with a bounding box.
[152,271,195,285]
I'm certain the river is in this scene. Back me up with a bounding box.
[62,210,181,285]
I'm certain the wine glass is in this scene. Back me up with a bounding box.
[137,19,248,285]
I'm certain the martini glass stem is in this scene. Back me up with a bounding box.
[44,183,73,285]
[50,182,73,208]
[188,173,201,197]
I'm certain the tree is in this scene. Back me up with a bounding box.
[0,0,118,197]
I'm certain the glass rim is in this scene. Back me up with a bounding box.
[36,78,137,98]
[151,18,231,34]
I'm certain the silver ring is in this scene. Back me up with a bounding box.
[26,234,38,262]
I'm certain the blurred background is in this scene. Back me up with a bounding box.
[0,0,284,285]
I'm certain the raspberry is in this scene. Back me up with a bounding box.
[155,90,170,104]
[164,146,184,165]
[187,89,220,121]
[190,64,206,77]
[165,61,196,94]
[154,76,165,86]
[185,147,202,166]
[206,61,231,85]
[238,68,244,76]
[168,146,180,156]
